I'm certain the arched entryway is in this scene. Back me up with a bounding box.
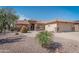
[30,24,35,30]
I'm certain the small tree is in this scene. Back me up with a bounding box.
[0,8,19,33]
[36,31,53,48]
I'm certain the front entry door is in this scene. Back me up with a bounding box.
[30,24,35,30]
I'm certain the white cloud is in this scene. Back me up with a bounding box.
[17,13,30,20]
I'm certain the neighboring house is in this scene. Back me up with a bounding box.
[16,19,79,32]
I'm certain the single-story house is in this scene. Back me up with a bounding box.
[16,20,45,31]
[16,19,79,32]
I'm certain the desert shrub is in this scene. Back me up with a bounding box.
[36,31,53,48]
[16,26,22,32]
[10,27,16,31]
[20,26,28,33]
[15,32,19,35]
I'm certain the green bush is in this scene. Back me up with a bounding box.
[20,26,28,33]
[36,31,53,48]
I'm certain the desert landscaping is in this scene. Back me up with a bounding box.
[0,31,79,53]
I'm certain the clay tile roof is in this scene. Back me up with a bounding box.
[16,20,29,25]
[45,19,75,24]
[36,21,47,24]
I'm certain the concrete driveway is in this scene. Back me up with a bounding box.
[22,31,79,42]
[21,31,79,42]
[54,32,79,41]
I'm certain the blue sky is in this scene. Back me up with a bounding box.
[1,6,79,21]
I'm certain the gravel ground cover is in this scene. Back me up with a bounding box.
[0,32,79,53]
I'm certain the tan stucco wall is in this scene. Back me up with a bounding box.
[45,23,57,32]
[58,23,73,32]
[45,22,74,32]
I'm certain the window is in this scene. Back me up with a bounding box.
[48,24,50,26]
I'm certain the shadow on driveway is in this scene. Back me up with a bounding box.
[0,37,22,44]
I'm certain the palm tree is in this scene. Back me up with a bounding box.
[0,8,19,33]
